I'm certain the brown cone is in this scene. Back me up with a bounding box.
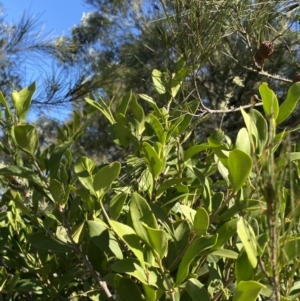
[254,41,274,66]
[257,41,274,59]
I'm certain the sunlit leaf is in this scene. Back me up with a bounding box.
[232,281,264,301]
[277,82,300,124]
[228,149,252,193]
[237,217,257,268]
[259,82,279,119]
[93,161,121,197]
[12,125,38,155]
[12,82,36,121]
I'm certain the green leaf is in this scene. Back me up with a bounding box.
[175,235,217,285]
[167,116,184,139]
[180,204,196,224]
[49,179,64,204]
[93,161,121,197]
[71,221,85,244]
[27,232,71,253]
[112,258,148,285]
[193,168,212,211]
[235,251,255,283]
[0,165,45,187]
[49,140,73,178]
[110,122,133,148]
[130,193,167,256]
[184,144,211,161]
[142,284,157,301]
[249,109,268,155]
[142,141,163,178]
[11,82,36,121]
[110,220,145,269]
[193,207,209,237]
[115,274,144,301]
[110,193,127,220]
[259,82,279,119]
[166,220,190,271]
[87,220,123,259]
[277,82,300,124]
[12,124,38,155]
[138,169,153,193]
[130,95,144,123]
[130,192,158,241]
[214,219,237,249]
[237,217,257,268]
[156,177,191,197]
[210,249,238,259]
[236,128,251,155]
[74,156,95,193]
[218,200,264,221]
[170,80,181,98]
[142,223,168,259]
[87,240,109,275]
[139,94,162,118]
[280,235,300,266]
[228,149,252,193]
[186,278,210,301]
[85,97,115,124]
[150,203,174,235]
[115,90,132,119]
[152,69,166,94]
[0,91,12,118]
[241,108,258,148]
[232,281,265,301]
[149,114,165,144]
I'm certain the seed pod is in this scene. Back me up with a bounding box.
[257,41,274,59]
[293,71,300,83]
[254,41,274,67]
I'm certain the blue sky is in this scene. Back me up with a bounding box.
[2,0,87,37]
[1,0,90,119]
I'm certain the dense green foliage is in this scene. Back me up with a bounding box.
[1,63,300,300]
[1,1,300,300]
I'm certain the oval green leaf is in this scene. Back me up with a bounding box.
[237,217,257,268]
[12,82,36,121]
[130,192,158,244]
[142,141,163,178]
[232,280,265,301]
[277,82,300,124]
[142,223,168,259]
[12,124,39,155]
[110,220,145,269]
[186,278,210,301]
[259,82,279,119]
[228,149,252,193]
[93,161,121,196]
[193,207,209,237]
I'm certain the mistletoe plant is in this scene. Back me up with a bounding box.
[0,58,300,301]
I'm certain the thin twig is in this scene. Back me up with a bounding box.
[58,205,116,300]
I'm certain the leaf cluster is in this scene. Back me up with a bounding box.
[0,63,300,300]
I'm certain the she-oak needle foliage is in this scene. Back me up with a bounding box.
[0,59,300,300]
